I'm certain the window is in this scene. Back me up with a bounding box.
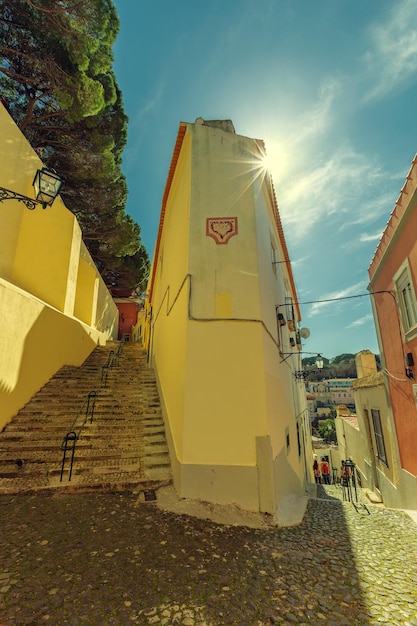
[371,409,388,466]
[395,262,417,334]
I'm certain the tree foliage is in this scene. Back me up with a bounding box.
[0,0,149,295]
[317,419,337,444]
[332,353,356,365]
[302,354,358,381]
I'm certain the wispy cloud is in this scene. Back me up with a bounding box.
[278,147,387,241]
[308,281,369,316]
[359,230,383,243]
[132,80,166,125]
[346,313,374,329]
[362,0,417,101]
[265,77,341,181]
[346,192,397,228]
[123,80,167,169]
[290,78,341,145]
[291,255,310,269]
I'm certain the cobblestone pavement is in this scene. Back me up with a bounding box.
[1,487,417,625]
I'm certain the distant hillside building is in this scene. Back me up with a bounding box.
[306,378,355,407]
[326,379,355,406]
[144,118,313,513]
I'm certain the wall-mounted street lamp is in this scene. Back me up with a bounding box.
[280,351,325,380]
[0,167,63,210]
[294,354,325,380]
[315,354,324,370]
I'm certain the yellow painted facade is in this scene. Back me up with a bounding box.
[338,350,417,509]
[145,119,313,512]
[0,103,118,429]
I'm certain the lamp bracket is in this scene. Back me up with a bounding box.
[0,187,40,210]
[295,371,307,380]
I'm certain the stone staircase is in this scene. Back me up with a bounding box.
[0,341,172,495]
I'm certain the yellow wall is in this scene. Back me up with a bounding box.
[150,132,191,459]
[74,256,97,325]
[0,103,118,429]
[183,322,267,464]
[335,415,366,478]
[338,366,417,509]
[0,280,104,429]
[148,121,309,511]
[11,197,76,311]
[348,373,403,505]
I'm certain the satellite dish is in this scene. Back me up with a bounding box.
[299,327,310,339]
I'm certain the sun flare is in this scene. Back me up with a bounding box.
[261,139,292,183]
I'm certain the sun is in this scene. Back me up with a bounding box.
[261,139,292,183]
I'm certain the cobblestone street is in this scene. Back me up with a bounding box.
[1,486,417,625]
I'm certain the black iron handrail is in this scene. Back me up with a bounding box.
[101,336,128,386]
[59,338,127,481]
[60,390,97,481]
[101,350,116,387]
[60,431,77,482]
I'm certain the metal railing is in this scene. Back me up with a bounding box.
[60,338,127,481]
[101,350,116,387]
[101,337,127,387]
[60,390,98,481]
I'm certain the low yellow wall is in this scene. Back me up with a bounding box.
[12,196,76,311]
[0,103,118,429]
[0,279,116,430]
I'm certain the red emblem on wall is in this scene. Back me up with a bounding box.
[206,217,238,244]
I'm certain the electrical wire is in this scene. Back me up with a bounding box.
[291,290,396,307]
[383,368,409,382]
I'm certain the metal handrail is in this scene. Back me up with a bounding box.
[60,431,77,482]
[101,337,128,386]
[101,350,118,387]
[60,338,126,481]
[60,390,97,481]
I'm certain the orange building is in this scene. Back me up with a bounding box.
[367,154,417,507]
[114,298,142,340]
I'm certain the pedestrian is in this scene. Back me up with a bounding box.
[320,457,331,484]
[340,460,350,486]
[313,456,321,484]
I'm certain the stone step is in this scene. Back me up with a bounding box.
[0,449,169,463]
[3,435,163,447]
[0,342,172,496]
[1,434,166,448]
[0,460,172,482]
[0,473,173,495]
[0,420,165,436]
[0,448,169,466]
[19,391,161,401]
[13,410,163,420]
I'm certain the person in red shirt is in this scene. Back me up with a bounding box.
[320,457,331,484]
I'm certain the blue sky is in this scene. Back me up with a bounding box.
[112,0,417,360]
